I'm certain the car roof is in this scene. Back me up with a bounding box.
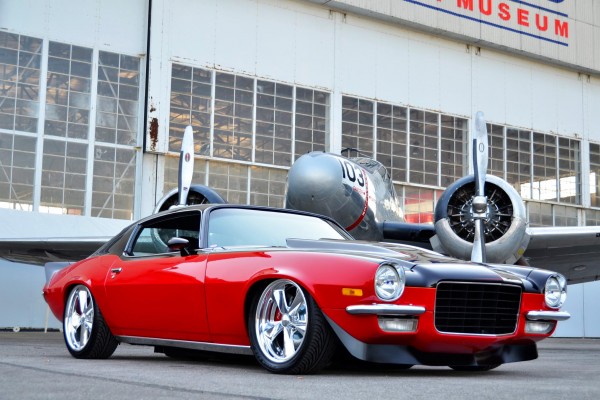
[135,204,352,237]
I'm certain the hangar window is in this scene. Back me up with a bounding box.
[249,166,287,208]
[531,132,557,201]
[207,160,249,204]
[554,204,578,226]
[40,138,87,215]
[0,31,40,210]
[92,51,140,219]
[168,63,329,168]
[96,51,140,146]
[165,64,329,208]
[527,202,553,227]
[589,142,600,208]
[0,33,140,219]
[439,115,467,187]
[341,96,374,158]
[294,87,328,160]
[213,72,254,161]
[41,42,93,216]
[377,103,407,182]
[342,95,466,190]
[490,127,581,206]
[528,202,579,227]
[557,137,580,205]
[0,131,36,210]
[0,32,42,134]
[92,145,136,219]
[162,156,285,208]
[487,123,505,177]
[506,129,532,199]
[585,209,600,226]
[45,42,92,139]
[403,186,436,224]
[169,64,212,155]
[256,80,293,166]
[409,109,439,186]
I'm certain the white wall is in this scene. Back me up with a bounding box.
[554,281,600,337]
[0,0,147,55]
[0,261,61,330]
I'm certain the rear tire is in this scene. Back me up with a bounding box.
[63,285,118,359]
[249,279,336,374]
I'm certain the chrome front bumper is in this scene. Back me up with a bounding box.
[526,311,571,321]
[346,304,426,316]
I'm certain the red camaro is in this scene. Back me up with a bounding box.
[43,204,570,374]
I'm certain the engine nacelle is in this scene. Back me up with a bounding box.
[154,184,226,213]
[430,175,530,264]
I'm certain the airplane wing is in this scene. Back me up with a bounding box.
[0,208,131,266]
[0,237,113,265]
[381,221,600,284]
[523,226,600,284]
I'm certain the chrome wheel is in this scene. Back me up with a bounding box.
[255,280,308,364]
[64,285,94,351]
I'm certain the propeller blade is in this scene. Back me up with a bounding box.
[473,111,488,197]
[178,126,195,207]
[472,219,486,263]
[471,112,489,263]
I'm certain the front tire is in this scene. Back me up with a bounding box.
[63,284,118,359]
[249,279,336,374]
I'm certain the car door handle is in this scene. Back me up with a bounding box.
[111,267,122,274]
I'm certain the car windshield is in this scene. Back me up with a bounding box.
[207,208,348,248]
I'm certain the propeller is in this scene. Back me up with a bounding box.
[175,126,195,208]
[471,112,489,263]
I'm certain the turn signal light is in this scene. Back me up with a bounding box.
[525,320,555,334]
[378,317,418,332]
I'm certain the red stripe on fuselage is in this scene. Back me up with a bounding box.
[346,168,369,232]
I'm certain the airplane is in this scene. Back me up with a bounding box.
[285,112,600,284]
[1,115,600,284]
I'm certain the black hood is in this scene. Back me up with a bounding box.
[286,238,536,289]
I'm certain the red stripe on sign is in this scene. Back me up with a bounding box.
[346,168,369,232]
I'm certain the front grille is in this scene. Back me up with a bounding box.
[434,282,521,335]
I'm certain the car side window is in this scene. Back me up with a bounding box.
[130,212,200,257]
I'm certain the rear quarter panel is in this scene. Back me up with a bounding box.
[43,255,118,322]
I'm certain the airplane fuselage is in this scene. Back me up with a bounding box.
[285,152,404,241]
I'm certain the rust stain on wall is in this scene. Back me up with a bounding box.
[149,117,159,151]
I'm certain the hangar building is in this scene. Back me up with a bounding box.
[0,0,599,336]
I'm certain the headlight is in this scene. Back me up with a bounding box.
[544,274,567,309]
[374,263,405,301]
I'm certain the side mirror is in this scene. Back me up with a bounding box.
[167,237,194,256]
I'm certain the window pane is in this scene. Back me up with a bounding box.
[1,32,42,134]
[0,131,36,209]
[341,96,373,157]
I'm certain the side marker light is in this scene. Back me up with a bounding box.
[342,288,363,297]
